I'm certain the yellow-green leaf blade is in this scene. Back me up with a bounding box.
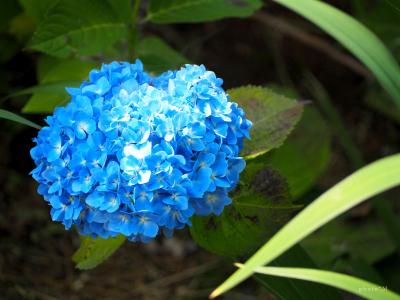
[274,0,400,107]
[247,266,400,300]
[211,153,400,298]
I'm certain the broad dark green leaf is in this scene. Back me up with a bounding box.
[72,235,126,270]
[147,0,263,24]
[136,37,189,73]
[262,107,331,198]
[303,219,396,267]
[105,0,131,22]
[29,0,129,57]
[190,178,300,257]
[22,58,98,113]
[228,86,304,159]
[0,109,41,129]
[274,0,400,109]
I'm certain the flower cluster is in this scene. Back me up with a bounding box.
[30,60,252,242]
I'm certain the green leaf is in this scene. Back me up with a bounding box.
[136,37,189,73]
[355,1,400,61]
[210,153,400,298]
[302,219,396,267]
[274,0,400,108]
[254,245,342,300]
[10,81,81,97]
[0,109,41,129]
[261,107,331,198]
[105,0,131,22]
[228,86,304,159]
[18,0,58,23]
[9,13,36,42]
[147,0,263,24]
[245,265,400,300]
[29,0,129,57]
[22,58,98,113]
[190,182,300,257]
[1,0,21,32]
[72,235,126,270]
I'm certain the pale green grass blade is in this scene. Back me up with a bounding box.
[241,265,400,300]
[274,0,400,107]
[210,153,400,298]
[0,109,41,129]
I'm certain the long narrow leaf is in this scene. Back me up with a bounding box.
[274,0,400,107]
[239,265,400,300]
[210,153,400,298]
[0,109,41,129]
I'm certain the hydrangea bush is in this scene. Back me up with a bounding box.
[30,60,252,242]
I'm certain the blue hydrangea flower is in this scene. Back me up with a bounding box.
[30,60,252,242]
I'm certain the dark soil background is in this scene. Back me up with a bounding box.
[1,1,400,299]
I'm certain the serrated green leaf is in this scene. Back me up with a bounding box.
[29,0,129,57]
[247,265,400,300]
[211,153,400,298]
[0,109,41,129]
[22,58,98,113]
[72,235,126,270]
[228,86,303,158]
[147,0,263,24]
[274,0,400,109]
[136,37,189,73]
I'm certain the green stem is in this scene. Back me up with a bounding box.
[131,0,141,24]
[128,0,142,59]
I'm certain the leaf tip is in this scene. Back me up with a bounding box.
[209,288,222,299]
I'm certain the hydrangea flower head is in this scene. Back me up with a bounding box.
[30,60,252,242]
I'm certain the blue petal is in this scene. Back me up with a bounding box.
[86,192,105,208]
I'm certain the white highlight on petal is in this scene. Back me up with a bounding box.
[123,142,152,159]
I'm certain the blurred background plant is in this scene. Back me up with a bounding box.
[1,0,400,299]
